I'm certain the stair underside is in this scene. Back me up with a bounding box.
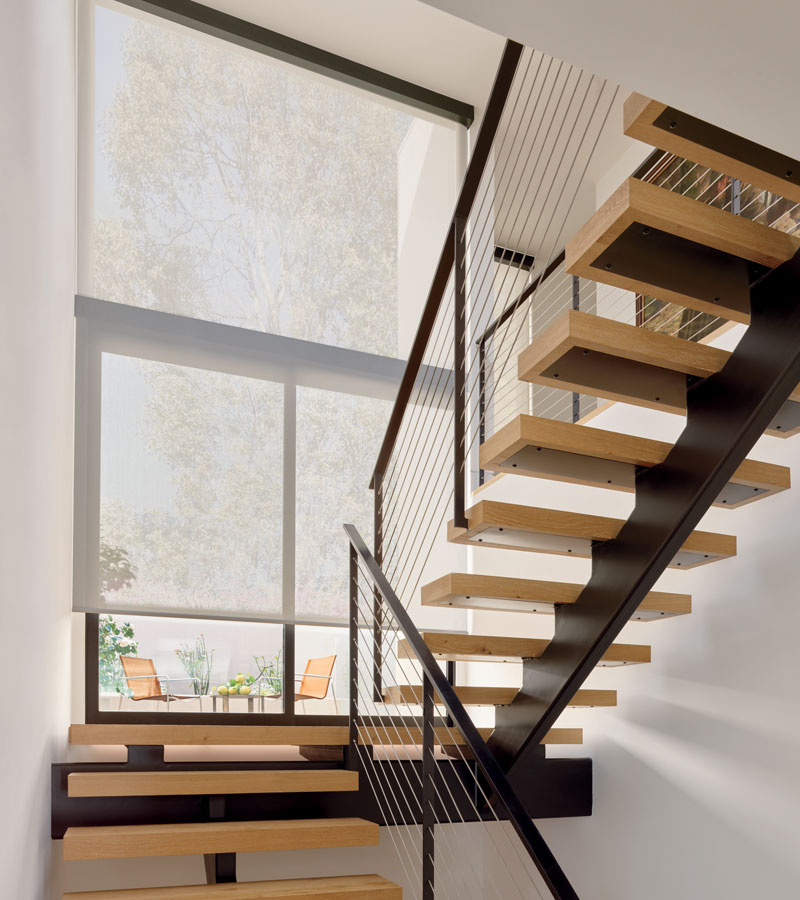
[518,309,800,437]
[63,874,402,899]
[356,724,582,745]
[68,724,353,747]
[565,176,800,324]
[400,632,650,665]
[448,498,736,567]
[67,769,359,798]
[624,92,800,205]
[384,685,616,708]
[63,818,378,861]
[479,414,790,508]
[421,572,690,621]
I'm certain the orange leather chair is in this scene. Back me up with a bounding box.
[295,654,337,713]
[119,656,201,710]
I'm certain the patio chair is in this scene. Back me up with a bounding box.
[295,654,337,714]
[119,656,202,710]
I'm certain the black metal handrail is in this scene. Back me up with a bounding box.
[344,522,580,900]
[369,40,524,554]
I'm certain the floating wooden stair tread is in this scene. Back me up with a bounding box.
[356,724,581,745]
[517,309,800,437]
[448,498,736,567]
[420,572,690,621]
[384,684,616,708]
[63,874,402,899]
[68,724,351,747]
[401,632,650,665]
[62,818,378,861]
[67,769,359,798]
[624,92,800,206]
[565,176,800,324]
[480,414,789,508]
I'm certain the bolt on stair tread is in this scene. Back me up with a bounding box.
[479,414,790,508]
[67,768,359,798]
[420,572,691,621]
[400,632,650,665]
[624,91,800,206]
[448,498,736,567]
[62,874,402,899]
[516,309,800,437]
[62,818,379,861]
[565,177,800,324]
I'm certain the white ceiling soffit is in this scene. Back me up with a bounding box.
[196,0,505,119]
[420,0,800,158]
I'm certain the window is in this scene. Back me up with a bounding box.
[76,0,463,722]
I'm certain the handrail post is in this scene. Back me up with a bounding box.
[571,275,580,423]
[372,471,384,702]
[346,542,359,771]
[422,673,435,900]
[453,214,468,530]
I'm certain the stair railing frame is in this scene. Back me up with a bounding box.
[345,522,581,900]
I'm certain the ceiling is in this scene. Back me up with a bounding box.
[421,0,800,159]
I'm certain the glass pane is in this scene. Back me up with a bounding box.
[295,388,391,621]
[88,2,455,356]
[98,614,284,715]
[100,354,283,619]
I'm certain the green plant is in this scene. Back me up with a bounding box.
[175,634,214,696]
[100,540,136,600]
[254,650,282,696]
[98,615,138,695]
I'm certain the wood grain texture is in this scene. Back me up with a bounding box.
[623,91,800,205]
[399,632,650,665]
[68,725,351,747]
[420,572,690,619]
[63,818,379,861]
[448,499,736,567]
[384,684,616,708]
[62,874,402,899]
[67,769,359,798]
[356,724,579,745]
[443,728,584,758]
[565,177,800,323]
[516,309,800,435]
[480,414,790,506]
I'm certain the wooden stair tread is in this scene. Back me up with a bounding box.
[402,632,650,665]
[384,684,616,708]
[355,724,581,745]
[420,572,690,621]
[67,769,359,798]
[479,414,790,508]
[624,92,800,206]
[63,818,379,861]
[448,498,736,567]
[68,725,351,747]
[517,310,800,437]
[565,177,800,324]
[63,874,401,899]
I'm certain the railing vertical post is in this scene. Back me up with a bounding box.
[453,215,468,529]
[372,471,384,702]
[477,338,486,487]
[422,673,435,900]
[571,275,580,424]
[732,177,742,215]
[347,542,359,770]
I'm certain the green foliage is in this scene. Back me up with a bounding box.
[254,650,283,696]
[174,634,214,695]
[100,539,136,600]
[98,615,138,695]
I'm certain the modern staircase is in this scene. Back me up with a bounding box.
[59,39,800,900]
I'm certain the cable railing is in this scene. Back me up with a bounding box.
[345,523,578,900]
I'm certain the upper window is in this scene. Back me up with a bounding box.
[84,2,458,357]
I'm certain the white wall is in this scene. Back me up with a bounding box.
[0,1,75,898]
